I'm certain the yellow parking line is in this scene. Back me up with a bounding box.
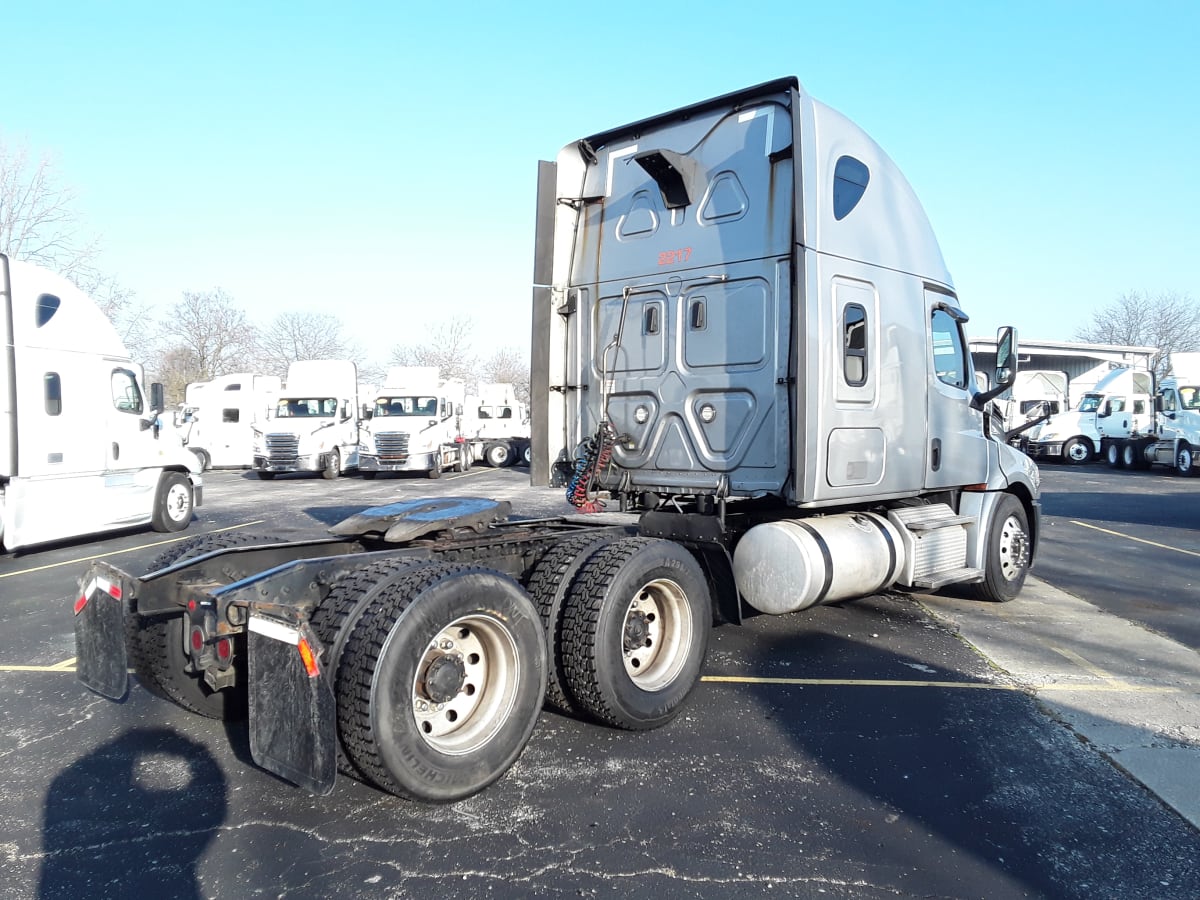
[1072,520,1200,558]
[0,521,266,579]
[1046,644,1119,682]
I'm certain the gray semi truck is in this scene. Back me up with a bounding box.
[74,77,1039,803]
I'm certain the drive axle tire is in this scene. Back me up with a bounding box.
[129,532,283,719]
[560,537,711,731]
[337,564,546,802]
[309,557,427,777]
[1105,442,1123,468]
[484,441,513,468]
[151,471,194,533]
[965,494,1031,603]
[524,534,619,714]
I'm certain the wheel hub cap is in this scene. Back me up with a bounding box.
[421,654,466,703]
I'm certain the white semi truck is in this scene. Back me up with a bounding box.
[466,382,531,467]
[1,254,201,551]
[1024,367,1152,464]
[1100,353,1200,475]
[252,360,360,480]
[358,367,471,479]
[177,373,282,470]
[75,78,1038,804]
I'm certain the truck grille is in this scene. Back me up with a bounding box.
[266,434,300,465]
[375,432,411,463]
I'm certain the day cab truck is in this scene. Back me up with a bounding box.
[2,254,200,552]
[252,360,359,480]
[1024,367,1152,464]
[176,372,281,470]
[466,382,531,468]
[74,77,1039,805]
[358,367,471,479]
[1100,353,1200,475]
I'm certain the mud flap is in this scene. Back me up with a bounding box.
[247,616,337,795]
[74,570,130,700]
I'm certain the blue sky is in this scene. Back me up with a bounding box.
[4,1,1197,366]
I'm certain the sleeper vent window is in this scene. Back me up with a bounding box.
[843,304,868,386]
[833,156,870,220]
[36,294,62,327]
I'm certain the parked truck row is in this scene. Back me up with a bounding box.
[1098,353,1200,476]
[75,77,1039,805]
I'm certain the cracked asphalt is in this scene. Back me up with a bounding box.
[2,465,1198,899]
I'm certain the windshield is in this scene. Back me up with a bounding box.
[276,397,337,418]
[1180,387,1200,410]
[1076,395,1101,413]
[374,396,438,417]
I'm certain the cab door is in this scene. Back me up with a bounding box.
[103,366,159,521]
[925,298,990,489]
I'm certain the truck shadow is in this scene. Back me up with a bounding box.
[726,597,1200,897]
[38,727,226,900]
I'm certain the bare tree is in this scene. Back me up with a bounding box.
[157,289,258,390]
[389,317,478,386]
[1074,291,1200,377]
[258,311,361,379]
[481,346,530,408]
[0,138,100,280]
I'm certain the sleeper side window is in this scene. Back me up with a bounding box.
[843,304,868,386]
[44,373,62,416]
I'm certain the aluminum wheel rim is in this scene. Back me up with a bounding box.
[411,614,519,755]
[621,578,692,691]
[1067,442,1089,462]
[165,483,191,522]
[1179,448,1193,472]
[997,514,1029,582]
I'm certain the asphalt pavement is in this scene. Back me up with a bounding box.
[1,465,1198,898]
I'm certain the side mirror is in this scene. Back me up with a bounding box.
[971,326,1019,411]
[150,382,165,414]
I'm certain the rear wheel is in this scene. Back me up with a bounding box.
[966,494,1030,603]
[322,448,342,480]
[130,532,282,719]
[1062,437,1091,464]
[484,442,512,468]
[1106,442,1123,468]
[336,564,546,802]
[456,446,471,473]
[560,538,711,730]
[1122,442,1140,469]
[151,472,193,533]
[524,534,619,714]
[310,557,427,777]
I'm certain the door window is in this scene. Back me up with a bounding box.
[930,309,968,389]
[110,370,143,414]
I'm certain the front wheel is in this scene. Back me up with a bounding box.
[151,472,193,532]
[1062,437,1092,464]
[336,564,546,802]
[1176,444,1197,477]
[322,448,342,480]
[966,494,1031,603]
[561,537,711,730]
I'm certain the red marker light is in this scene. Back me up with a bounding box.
[190,627,204,652]
[216,638,233,662]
